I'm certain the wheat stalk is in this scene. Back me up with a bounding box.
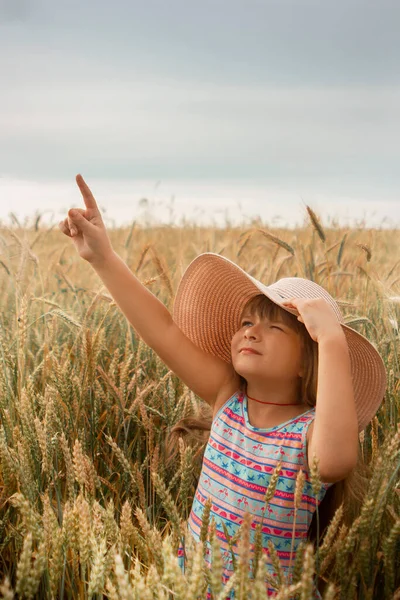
[306,206,326,243]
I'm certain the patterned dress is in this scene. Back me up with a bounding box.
[177,389,334,599]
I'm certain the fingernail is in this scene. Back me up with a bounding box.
[70,210,77,217]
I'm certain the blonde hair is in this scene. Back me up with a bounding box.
[165,294,369,589]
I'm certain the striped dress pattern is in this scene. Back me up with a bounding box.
[177,389,334,599]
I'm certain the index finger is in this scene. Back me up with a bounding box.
[281,298,297,305]
[281,298,300,313]
[75,174,99,211]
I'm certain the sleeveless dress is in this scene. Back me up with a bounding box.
[177,389,334,599]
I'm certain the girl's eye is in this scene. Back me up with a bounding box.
[241,321,282,331]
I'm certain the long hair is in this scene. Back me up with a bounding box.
[165,294,369,588]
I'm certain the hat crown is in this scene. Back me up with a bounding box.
[267,277,345,323]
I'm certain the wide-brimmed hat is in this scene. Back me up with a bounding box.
[172,252,387,433]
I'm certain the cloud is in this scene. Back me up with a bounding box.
[1,0,399,189]
[0,78,399,186]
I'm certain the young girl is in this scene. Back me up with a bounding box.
[60,174,387,599]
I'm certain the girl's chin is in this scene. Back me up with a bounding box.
[232,364,268,377]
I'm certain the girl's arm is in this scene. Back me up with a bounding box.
[60,175,237,408]
[92,251,237,406]
[307,331,359,483]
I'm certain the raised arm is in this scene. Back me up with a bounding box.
[91,251,236,405]
[59,175,236,407]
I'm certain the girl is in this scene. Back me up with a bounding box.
[60,175,387,599]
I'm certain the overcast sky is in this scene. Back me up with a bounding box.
[1,0,400,227]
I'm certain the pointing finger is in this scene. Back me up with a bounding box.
[75,174,99,211]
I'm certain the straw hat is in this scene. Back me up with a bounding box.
[173,253,387,433]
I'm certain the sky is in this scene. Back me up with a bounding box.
[1,0,400,228]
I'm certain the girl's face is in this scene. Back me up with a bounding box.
[230,308,304,383]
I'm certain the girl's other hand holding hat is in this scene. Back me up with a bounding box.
[282,297,343,344]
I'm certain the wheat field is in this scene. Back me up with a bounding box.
[0,209,399,599]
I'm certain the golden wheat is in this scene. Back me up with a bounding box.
[0,216,398,597]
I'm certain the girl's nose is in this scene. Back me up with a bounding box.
[245,333,256,341]
[245,324,260,339]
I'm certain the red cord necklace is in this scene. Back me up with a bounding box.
[247,393,299,406]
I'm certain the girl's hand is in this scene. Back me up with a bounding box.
[281,297,343,344]
[58,174,114,265]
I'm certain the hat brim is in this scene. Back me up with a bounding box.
[173,253,387,432]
